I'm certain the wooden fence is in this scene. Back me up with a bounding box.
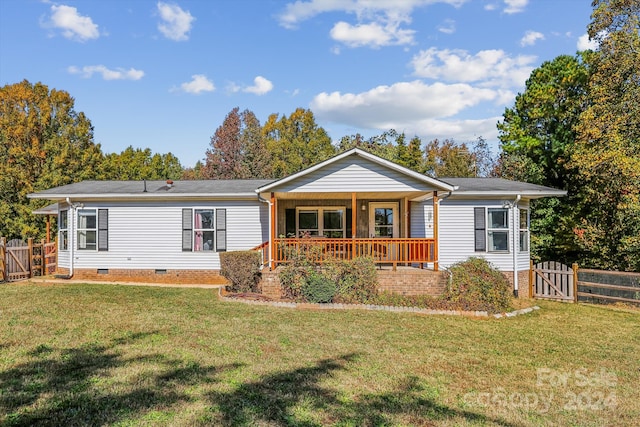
[530,260,639,305]
[0,237,57,282]
[577,269,640,305]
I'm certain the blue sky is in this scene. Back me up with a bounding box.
[0,0,596,168]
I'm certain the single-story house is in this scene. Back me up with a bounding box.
[28,148,565,296]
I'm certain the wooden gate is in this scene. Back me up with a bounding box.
[4,239,31,282]
[530,260,577,302]
[1,237,57,282]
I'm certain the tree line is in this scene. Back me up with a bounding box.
[1,0,637,271]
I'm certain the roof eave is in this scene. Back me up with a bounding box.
[27,192,260,200]
[451,190,567,198]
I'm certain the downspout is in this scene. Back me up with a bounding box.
[433,188,456,271]
[65,197,75,278]
[512,195,521,297]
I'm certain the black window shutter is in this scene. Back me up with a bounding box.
[182,209,192,251]
[474,207,486,252]
[98,209,108,251]
[285,209,296,237]
[346,208,353,238]
[216,209,227,252]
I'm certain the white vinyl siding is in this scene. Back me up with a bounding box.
[438,198,530,271]
[410,200,434,239]
[62,200,266,271]
[273,156,441,193]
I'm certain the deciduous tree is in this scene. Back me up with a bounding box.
[101,146,183,180]
[263,108,335,178]
[0,80,103,239]
[571,0,640,270]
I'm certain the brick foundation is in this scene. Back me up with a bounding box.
[501,270,530,298]
[62,268,229,285]
[260,267,447,300]
[377,268,447,296]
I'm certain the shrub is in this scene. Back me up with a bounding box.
[302,272,336,303]
[278,246,322,300]
[326,256,378,304]
[279,248,379,303]
[443,257,513,313]
[220,251,262,293]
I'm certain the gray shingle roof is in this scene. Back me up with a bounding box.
[440,177,566,197]
[30,179,274,198]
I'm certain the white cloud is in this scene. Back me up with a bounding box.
[330,21,415,48]
[243,76,274,95]
[45,4,99,42]
[157,2,195,41]
[278,0,467,28]
[520,30,544,47]
[177,74,215,94]
[311,81,501,142]
[68,65,144,80]
[311,80,497,126]
[278,0,468,48]
[410,47,536,88]
[577,33,599,51]
[437,19,456,34]
[503,0,528,14]
[484,3,498,11]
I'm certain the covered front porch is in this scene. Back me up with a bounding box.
[254,190,443,271]
[254,149,457,271]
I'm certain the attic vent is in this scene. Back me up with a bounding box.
[166,179,174,189]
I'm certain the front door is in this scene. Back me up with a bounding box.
[369,203,399,238]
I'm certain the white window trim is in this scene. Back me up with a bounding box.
[193,208,215,252]
[59,209,69,251]
[77,209,97,251]
[295,206,346,238]
[519,208,530,252]
[487,208,510,253]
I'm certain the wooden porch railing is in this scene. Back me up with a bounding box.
[253,238,436,270]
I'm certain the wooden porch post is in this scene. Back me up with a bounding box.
[270,192,276,270]
[351,192,357,258]
[46,215,51,244]
[433,191,439,271]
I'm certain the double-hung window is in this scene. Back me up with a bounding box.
[77,209,97,250]
[296,207,345,238]
[59,209,68,250]
[194,209,215,251]
[182,208,226,252]
[519,209,529,252]
[487,208,509,252]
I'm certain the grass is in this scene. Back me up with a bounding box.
[0,283,638,426]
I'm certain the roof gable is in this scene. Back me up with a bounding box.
[256,148,455,193]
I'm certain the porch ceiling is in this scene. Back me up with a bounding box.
[268,191,432,200]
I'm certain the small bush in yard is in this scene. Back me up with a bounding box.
[220,251,261,293]
[325,256,378,304]
[302,272,336,303]
[443,257,513,313]
[278,246,323,300]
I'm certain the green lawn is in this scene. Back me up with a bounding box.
[1,283,638,426]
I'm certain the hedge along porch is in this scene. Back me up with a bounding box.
[255,149,456,272]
